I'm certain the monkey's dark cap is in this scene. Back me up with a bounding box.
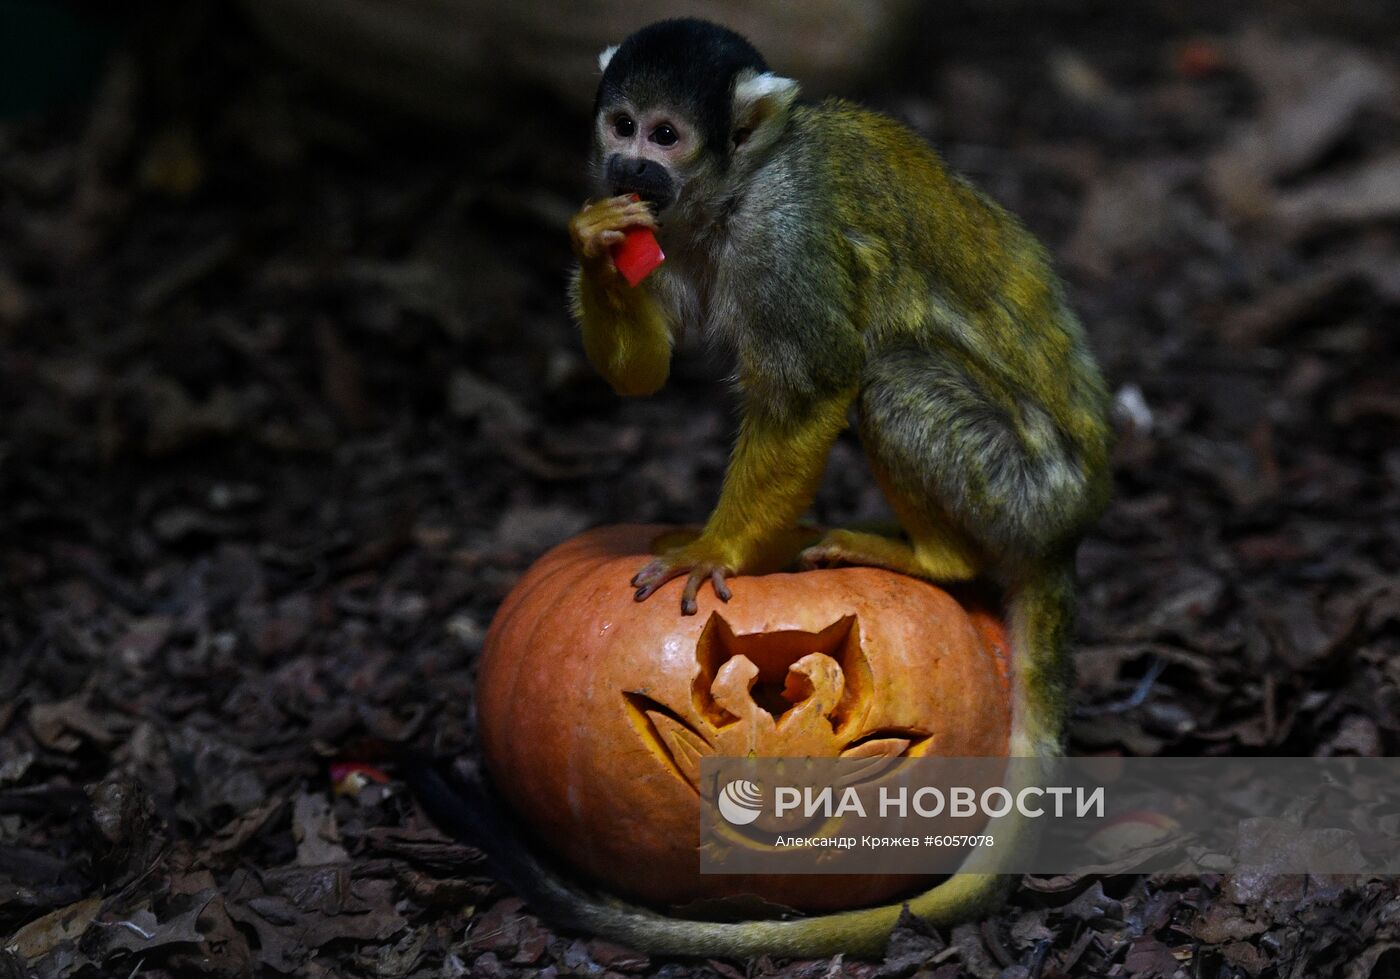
[597,18,768,154]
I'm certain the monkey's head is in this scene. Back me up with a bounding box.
[590,19,800,231]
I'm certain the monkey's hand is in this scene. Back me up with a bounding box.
[569,195,657,281]
[568,195,671,397]
[631,535,737,616]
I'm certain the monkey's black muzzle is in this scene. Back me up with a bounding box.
[606,154,674,211]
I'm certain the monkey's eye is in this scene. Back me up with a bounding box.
[650,124,678,147]
[613,115,635,138]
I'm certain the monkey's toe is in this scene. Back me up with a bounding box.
[798,530,860,570]
[631,558,686,600]
[679,567,731,614]
[797,542,844,571]
[798,529,936,579]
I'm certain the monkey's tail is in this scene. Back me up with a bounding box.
[406,566,1074,959]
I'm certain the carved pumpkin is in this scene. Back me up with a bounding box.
[475,524,1012,911]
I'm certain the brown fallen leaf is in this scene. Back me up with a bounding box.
[1274,153,1400,234]
[1122,936,1183,978]
[207,796,285,858]
[88,890,213,958]
[4,896,102,962]
[28,695,117,752]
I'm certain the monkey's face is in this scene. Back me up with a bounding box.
[589,23,798,241]
[591,101,706,217]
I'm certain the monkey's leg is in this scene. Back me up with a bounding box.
[856,347,1106,573]
[802,447,985,581]
[633,388,856,614]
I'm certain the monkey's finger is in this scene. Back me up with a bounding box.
[616,201,658,227]
[576,204,626,236]
[577,229,625,261]
[680,571,706,616]
[583,198,634,226]
[616,215,658,234]
[584,196,631,217]
[633,579,674,602]
[634,566,682,591]
[574,210,608,237]
[589,206,656,238]
[590,198,655,232]
[632,559,688,600]
[710,569,732,603]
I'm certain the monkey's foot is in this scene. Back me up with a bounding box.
[799,529,926,577]
[800,529,981,583]
[631,539,735,616]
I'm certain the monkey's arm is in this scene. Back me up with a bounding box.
[568,197,672,397]
[633,388,855,613]
[569,268,672,397]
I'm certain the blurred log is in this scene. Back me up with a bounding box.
[240,0,916,125]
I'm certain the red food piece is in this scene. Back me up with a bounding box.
[612,226,665,287]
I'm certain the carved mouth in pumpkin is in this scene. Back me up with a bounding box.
[623,613,932,795]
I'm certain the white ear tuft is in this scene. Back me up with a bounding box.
[597,45,619,73]
[731,71,800,154]
[733,71,800,107]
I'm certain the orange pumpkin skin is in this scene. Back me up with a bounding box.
[476,524,1012,912]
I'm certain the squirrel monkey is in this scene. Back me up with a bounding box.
[420,18,1112,959]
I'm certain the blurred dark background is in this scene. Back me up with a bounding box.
[2,1,1399,976]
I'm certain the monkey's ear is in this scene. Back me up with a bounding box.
[730,70,800,155]
[597,45,619,73]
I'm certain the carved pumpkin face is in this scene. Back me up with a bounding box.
[475,525,1012,911]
